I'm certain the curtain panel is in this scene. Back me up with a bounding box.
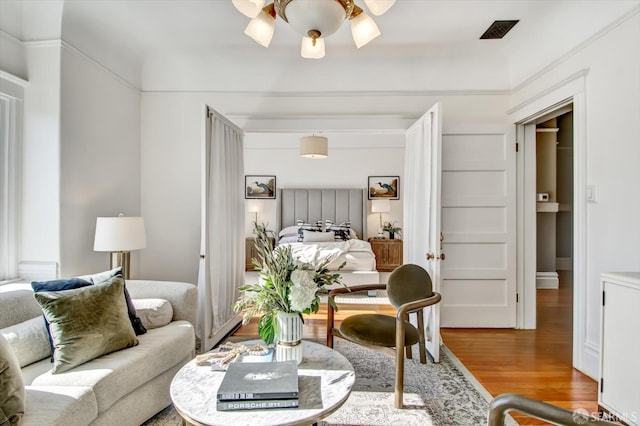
[197,108,244,352]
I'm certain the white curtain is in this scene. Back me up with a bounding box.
[197,108,244,352]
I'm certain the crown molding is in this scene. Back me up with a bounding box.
[0,70,28,87]
[22,39,63,48]
[60,41,140,92]
[142,88,510,97]
[512,5,640,93]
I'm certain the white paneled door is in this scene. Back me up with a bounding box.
[440,128,517,327]
[404,102,443,361]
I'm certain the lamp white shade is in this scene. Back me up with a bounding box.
[245,9,276,47]
[300,136,328,158]
[371,199,391,213]
[364,0,396,16]
[94,216,147,252]
[232,0,266,18]
[301,36,326,59]
[351,11,381,48]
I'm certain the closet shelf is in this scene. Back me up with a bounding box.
[536,128,559,133]
[536,202,559,213]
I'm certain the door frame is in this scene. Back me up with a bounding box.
[509,70,596,378]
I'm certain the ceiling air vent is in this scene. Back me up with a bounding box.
[480,20,519,39]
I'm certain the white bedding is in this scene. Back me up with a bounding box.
[278,239,376,271]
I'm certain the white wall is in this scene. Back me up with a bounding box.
[511,11,640,378]
[20,44,61,271]
[59,46,141,277]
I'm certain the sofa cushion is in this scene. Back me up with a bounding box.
[78,267,147,335]
[22,386,98,426]
[132,299,173,329]
[0,333,25,425]
[0,284,44,329]
[29,320,194,415]
[0,317,51,367]
[33,276,138,374]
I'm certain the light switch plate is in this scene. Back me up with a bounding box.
[586,184,599,203]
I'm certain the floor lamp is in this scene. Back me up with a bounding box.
[94,214,147,279]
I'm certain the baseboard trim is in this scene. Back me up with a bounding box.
[536,271,559,289]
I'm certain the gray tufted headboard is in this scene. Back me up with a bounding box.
[276,188,367,239]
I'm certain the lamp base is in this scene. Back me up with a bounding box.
[110,251,131,279]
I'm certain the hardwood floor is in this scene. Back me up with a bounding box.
[441,272,598,424]
[233,272,598,425]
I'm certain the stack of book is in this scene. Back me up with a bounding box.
[216,360,300,411]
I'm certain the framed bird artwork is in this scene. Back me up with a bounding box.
[245,175,276,199]
[368,176,399,200]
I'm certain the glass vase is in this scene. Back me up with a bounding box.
[275,311,303,364]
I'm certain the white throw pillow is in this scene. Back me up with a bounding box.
[303,230,336,242]
[278,225,299,237]
[1,316,52,367]
[132,299,173,329]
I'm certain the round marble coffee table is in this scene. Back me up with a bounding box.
[170,340,355,426]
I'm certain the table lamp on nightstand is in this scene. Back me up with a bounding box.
[94,214,146,279]
[371,199,390,239]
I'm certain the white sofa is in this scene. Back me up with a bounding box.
[0,279,197,426]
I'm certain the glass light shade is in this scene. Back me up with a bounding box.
[363,0,396,16]
[284,0,347,38]
[301,36,326,59]
[371,199,391,213]
[232,0,266,18]
[351,11,380,48]
[244,9,276,47]
[300,136,328,158]
[94,216,147,252]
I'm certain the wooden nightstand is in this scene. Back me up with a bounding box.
[368,238,403,272]
[245,237,275,271]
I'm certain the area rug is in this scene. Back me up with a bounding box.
[144,339,514,425]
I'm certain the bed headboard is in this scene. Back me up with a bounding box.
[277,188,367,239]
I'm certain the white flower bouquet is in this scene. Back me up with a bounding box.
[233,222,345,344]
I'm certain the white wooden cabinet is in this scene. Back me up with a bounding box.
[599,272,640,425]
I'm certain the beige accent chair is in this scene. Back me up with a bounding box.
[326,263,441,408]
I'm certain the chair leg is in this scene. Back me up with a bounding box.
[395,317,405,409]
[404,313,412,360]
[327,298,335,348]
[417,309,427,364]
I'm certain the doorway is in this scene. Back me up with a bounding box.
[534,108,575,362]
[517,97,594,374]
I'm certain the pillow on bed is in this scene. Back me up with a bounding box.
[296,220,323,241]
[279,225,299,237]
[303,230,336,242]
[325,221,353,241]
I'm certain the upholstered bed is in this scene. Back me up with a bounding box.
[275,188,380,286]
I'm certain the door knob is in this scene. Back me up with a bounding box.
[438,253,446,261]
[426,253,435,260]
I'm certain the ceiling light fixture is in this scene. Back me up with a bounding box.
[233,0,395,58]
[300,135,328,158]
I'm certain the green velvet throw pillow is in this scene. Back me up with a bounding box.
[33,276,138,374]
[0,333,25,425]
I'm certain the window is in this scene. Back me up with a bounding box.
[0,76,23,283]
